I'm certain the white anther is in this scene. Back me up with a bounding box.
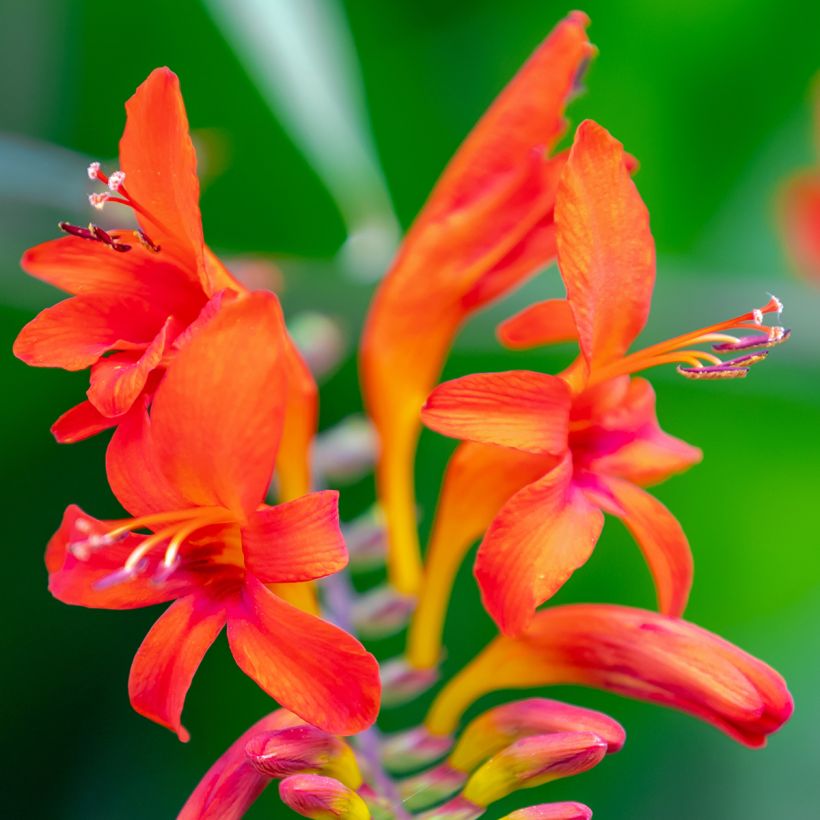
[89,192,110,210]
[107,170,126,192]
[87,161,101,180]
[769,326,785,342]
[752,308,763,325]
[768,292,784,315]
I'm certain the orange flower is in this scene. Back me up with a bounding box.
[780,78,820,283]
[45,293,379,739]
[417,120,789,641]
[360,12,595,594]
[12,67,315,503]
[425,604,793,749]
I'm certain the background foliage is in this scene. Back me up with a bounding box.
[1,1,818,817]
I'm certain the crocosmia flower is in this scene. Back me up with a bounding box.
[420,119,789,637]
[45,293,379,739]
[360,12,594,594]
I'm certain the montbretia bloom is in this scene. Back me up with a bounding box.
[45,294,379,739]
[12,67,316,502]
[418,120,789,639]
[360,11,595,595]
[425,604,793,749]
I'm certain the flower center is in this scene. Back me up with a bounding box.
[585,295,789,387]
[56,161,164,254]
[69,506,237,588]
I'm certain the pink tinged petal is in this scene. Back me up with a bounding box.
[13,293,166,370]
[51,400,120,443]
[422,371,572,454]
[241,491,347,583]
[46,505,183,609]
[86,316,175,418]
[227,577,380,735]
[588,476,692,618]
[556,120,655,372]
[149,291,288,518]
[179,710,304,820]
[501,802,593,820]
[278,774,370,820]
[497,299,579,350]
[107,406,190,519]
[128,593,227,741]
[475,453,604,635]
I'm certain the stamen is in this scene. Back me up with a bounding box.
[89,192,110,210]
[712,328,790,352]
[135,229,161,253]
[107,170,126,192]
[676,365,749,380]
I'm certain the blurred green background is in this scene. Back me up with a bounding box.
[2,0,818,817]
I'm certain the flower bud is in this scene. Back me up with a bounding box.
[380,658,439,708]
[381,726,453,773]
[313,415,378,484]
[462,732,607,808]
[353,584,415,639]
[245,725,362,788]
[398,762,467,811]
[278,774,370,819]
[414,795,483,820]
[344,506,388,572]
[501,802,592,820]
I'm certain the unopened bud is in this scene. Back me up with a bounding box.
[245,725,362,788]
[344,506,387,572]
[501,802,593,820]
[381,726,453,773]
[398,762,467,811]
[278,774,370,819]
[352,584,415,639]
[313,415,378,484]
[414,795,483,820]
[288,311,348,380]
[462,732,607,808]
[380,658,438,708]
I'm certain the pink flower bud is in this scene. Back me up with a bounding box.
[381,725,453,773]
[278,774,370,819]
[502,802,593,820]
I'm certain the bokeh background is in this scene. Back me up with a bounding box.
[2,1,819,817]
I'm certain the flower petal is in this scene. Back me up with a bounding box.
[422,371,571,454]
[179,710,305,820]
[119,67,205,282]
[51,400,120,443]
[407,442,554,669]
[241,491,347,583]
[227,577,380,735]
[46,505,184,609]
[13,293,164,370]
[129,593,227,741]
[425,604,793,748]
[780,170,820,283]
[497,299,578,350]
[556,120,655,373]
[475,453,604,635]
[150,291,288,518]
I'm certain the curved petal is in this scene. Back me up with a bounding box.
[86,317,174,418]
[556,120,655,374]
[241,491,347,583]
[227,577,380,735]
[119,67,205,282]
[46,505,185,609]
[129,593,227,741]
[587,476,692,618]
[425,604,793,748]
[407,442,554,669]
[13,294,164,370]
[497,299,579,350]
[422,371,571,454]
[475,453,604,635]
[150,291,288,519]
[51,400,120,443]
[179,710,304,820]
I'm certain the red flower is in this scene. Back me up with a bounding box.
[419,120,789,638]
[12,67,316,503]
[45,293,379,739]
[425,604,793,749]
[360,12,595,595]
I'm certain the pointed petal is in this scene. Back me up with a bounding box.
[150,291,288,518]
[497,299,578,350]
[556,120,655,372]
[119,67,205,281]
[46,505,184,609]
[241,491,347,583]
[13,294,164,370]
[179,710,304,820]
[425,604,793,748]
[590,476,692,617]
[407,442,554,669]
[129,593,226,741]
[51,400,119,443]
[86,317,174,417]
[422,371,571,454]
[107,405,190,518]
[227,577,380,735]
[475,453,604,635]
